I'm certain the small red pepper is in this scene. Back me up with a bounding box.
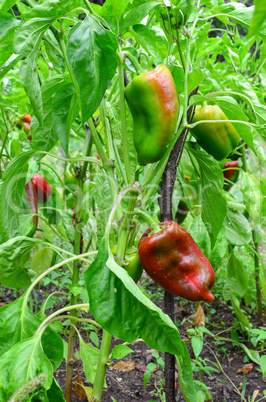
[25,179,38,230]
[138,220,215,302]
[31,174,52,204]
[223,160,239,191]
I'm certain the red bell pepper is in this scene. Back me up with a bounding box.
[138,220,215,302]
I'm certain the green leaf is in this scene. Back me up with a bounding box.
[0,53,22,79]
[52,80,77,154]
[30,247,54,277]
[80,338,99,384]
[224,208,252,246]
[14,18,54,57]
[230,293,251,329]
[47,378,65,402]
[30,76,64,153]
[0,11,20,41]
[241,172,262,226]
[227,249,248,298]
[0,0,16,12]
[0,335,53,400]
[119,1,160,33]
[59,211,75,242]
[110,0,129,20]
[23,0,83,19]
[84,240,184,356]
[0,294,64,369]
[239,343,260,365]
[191,336,203,358]
[20,51,43,124]
[260,355,266,377]
[176,342,198,402]
[0,236,39,288]
[131,24,160,61]
[188,68,204,95]
[249,0,266,37]
[67,16,118,123]
[0,182,20,244]
[112,344,134,359]
[188,148,226,246]
[211,3,266,41]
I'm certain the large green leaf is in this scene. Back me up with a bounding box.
[0,294,64,369]
[52,80,77,154]
[227,250,248,298]
[0,335,53,401]
[0,236,39,288]
[187,148,226,246]
[67,16,118,122]
[84,241,183,355]
[119,1,160,33]
[225,208,252,246]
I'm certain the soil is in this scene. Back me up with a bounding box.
[1,281,266,402]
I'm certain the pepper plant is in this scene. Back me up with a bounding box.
[0,0,265,401]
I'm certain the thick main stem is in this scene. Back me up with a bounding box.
[91,331,112,402]
[92,190,138,401]
[65,176,84,402]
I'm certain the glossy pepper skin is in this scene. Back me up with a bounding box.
[222,160,239,191]
[112,246,143,283]
[191,105,240,161]
[125,65,179,165]
[25,179,38,230]
[31,174,52,204]
[138,221,215,302]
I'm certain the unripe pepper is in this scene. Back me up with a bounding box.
[191,105,240,161]
[138,220,215,302]
[125,65,179,165]
[222,160,239,191]
[112,246,143,283]
[31,174,52,204]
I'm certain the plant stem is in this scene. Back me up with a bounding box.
[117,51,132,185]
[87,118,121,220]
[65,174,84,402]
[133,209,160,233]
[123,49,145,75]
[92,186,139,401]
[91,330,112,402]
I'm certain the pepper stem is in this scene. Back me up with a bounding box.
[133,209,161,233]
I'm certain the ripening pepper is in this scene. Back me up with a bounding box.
[31,174,52,204]
[222,160,239,191]
[25,179,38,230]
[138,220,215,302]
[191,105,240,161]
[112,246,143,283]
[16,114,32,140]
[125,65,179,165]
